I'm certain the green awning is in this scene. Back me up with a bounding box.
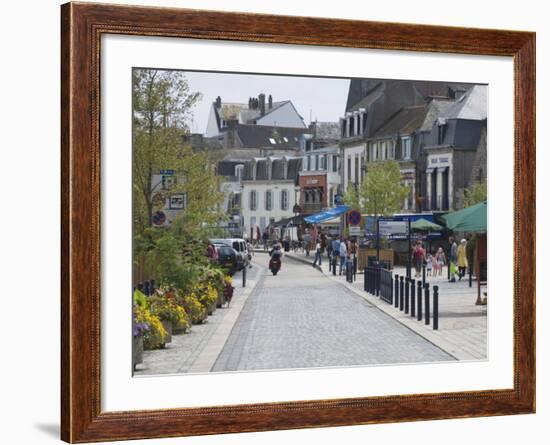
[442,201,487,232]
[411,218,443,232]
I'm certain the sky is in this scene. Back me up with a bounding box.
[179,70,351,133]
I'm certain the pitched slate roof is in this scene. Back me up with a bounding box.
[418,99,456,132]
[371,106,427,138]
[312,121,341,141]
[234,124,307,149]
[443,85,487,120]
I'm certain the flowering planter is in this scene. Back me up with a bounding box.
[132,336,143,370]
[161,320,172,344]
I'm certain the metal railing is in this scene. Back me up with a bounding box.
[363,269,439,330]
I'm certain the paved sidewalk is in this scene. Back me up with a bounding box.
[135,265,262,376]
[284,250,487,361]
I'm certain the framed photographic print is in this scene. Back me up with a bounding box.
[61,2,535,443]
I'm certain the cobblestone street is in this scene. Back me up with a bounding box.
[212,255,453,372]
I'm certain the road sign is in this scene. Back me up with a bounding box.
[349,225,361,236]
[347,210,362,226]
[379,220,409,236]
[152,210,166,226]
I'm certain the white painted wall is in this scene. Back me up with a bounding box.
[342,143,366,191]
[257,101,306,128]
[241,180,298,236]
[205,104,220,136]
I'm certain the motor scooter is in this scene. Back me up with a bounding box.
[269,256,281,276]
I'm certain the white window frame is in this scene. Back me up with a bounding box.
[249,190,257,211]
[281,190,288,210]
[402,136,411,160]
[265,190,272,211]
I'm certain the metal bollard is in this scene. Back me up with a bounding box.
[404,278,410,314]
[469,267,472,288]
[364,268,368,292]
[417,280,423,321]
[424,283,430,325]
[447,261,450,279]
[390,275,394,305]
[399,276,404,311]
[433,285,439,330]
[243,265,246,288]
[394,274,399,308]
[410,279,416,317]
[333,257,337,276]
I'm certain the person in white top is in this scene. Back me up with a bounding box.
[312,239,322,267]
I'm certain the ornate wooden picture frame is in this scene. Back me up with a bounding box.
[61,2,535,442]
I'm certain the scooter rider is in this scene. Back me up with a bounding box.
[269,241,283,272]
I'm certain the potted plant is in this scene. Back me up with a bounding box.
[132,315,149,370]
[183,292,208,324]
[134,304,167,350]
[149,289,190,344]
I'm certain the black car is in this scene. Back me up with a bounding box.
[215,244,238,275]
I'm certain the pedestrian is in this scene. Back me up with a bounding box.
[412,241,425,278]
[457,238,469,280]
[313,238,322,267]
[426,253,433,276]
[449,237,458,282]
[303,231,312,256]
[326,237,333,264]
[435,247,446,276]
[339,237,348,275]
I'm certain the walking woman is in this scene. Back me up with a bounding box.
[435,247,446,276]
[457,238,469,280]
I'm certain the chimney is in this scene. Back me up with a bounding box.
[215,96,222,108]
[225,119,238,149]
[259,93,266,115]
[268,94,273,110]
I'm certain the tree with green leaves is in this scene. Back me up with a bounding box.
[463,179,487,207]
[344,160,409,218]
[132,68,202,231]
[132,69,227,288]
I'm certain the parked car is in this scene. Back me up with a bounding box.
[210,238,249,270]
[214,244,238,275]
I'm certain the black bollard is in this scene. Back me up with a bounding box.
[469,267,472,288]
[417,280,423,321]
[364,268,368,292]
[394,274,399,308]
[399,276,404,311]
[242,265,246,288]
[433,285,439,330]
[424,283,430,325]
[390,274,394,305]
[405,278,410,314]
[447,261,450,279]
[333,256,337,276]
[411,279,416,317]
